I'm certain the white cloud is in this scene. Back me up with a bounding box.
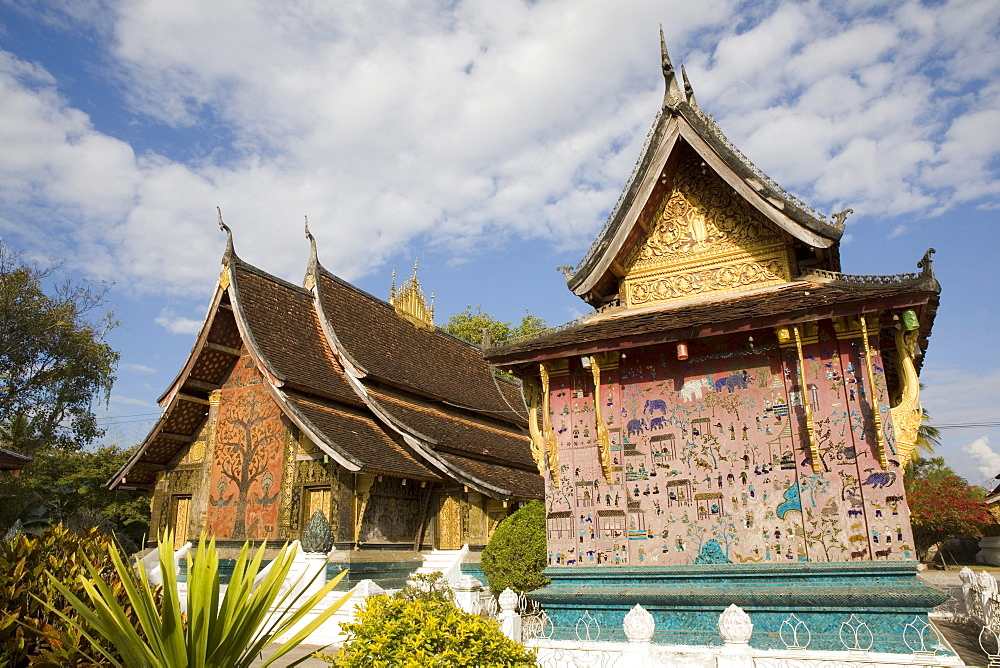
[0,0,996,296]
[121,363,157,374]
[921,367,1000,486]
[154,308,203,335]
[109,394,157,408]
[964,437,1000,483]
[887,225,907,239]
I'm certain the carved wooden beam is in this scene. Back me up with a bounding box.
[206,342,243,357]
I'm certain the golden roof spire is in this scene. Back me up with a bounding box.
[389,259,434,330]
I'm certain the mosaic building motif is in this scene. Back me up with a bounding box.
[543,327,913,567]
[205,356,286,541]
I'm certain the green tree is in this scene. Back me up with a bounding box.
[0,445,149,550]
[904,457,994,561]
[481,499,548,594]
[442,305,546,347]
[0,242,118,453]
[915,407,941,458]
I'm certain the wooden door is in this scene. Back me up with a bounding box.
[303,486,332,524]
[172,496,192,550]
[436,492,463,550]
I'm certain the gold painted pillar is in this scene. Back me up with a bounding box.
[590,354,614,484]
[191,389,222,535]
[775,323,820,473]
[860,316,889,470]
[353,473,375,548]
[540,362,562,486]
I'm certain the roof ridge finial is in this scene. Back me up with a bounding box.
[303,215,319,290]
[681,65,698,109]
[660,26,684,109]
[390,267,396,300]
[218,206,235,261]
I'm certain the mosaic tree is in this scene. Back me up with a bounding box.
[214,388,283,540]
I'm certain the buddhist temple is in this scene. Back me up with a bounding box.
[110,220,541,586]
[484,34,944,651]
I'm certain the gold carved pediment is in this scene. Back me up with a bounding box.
[621,153,792,307]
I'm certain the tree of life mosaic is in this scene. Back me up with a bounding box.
[206,357,286,541]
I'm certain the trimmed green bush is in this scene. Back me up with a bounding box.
[481,499,548,594]
[0,525,140,667]
[319,595,536,667]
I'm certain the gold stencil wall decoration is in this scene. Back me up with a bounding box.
[622,152,792,307]
[539,363,561,487]
[589,356,613,484]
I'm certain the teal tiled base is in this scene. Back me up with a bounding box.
[532,562,949,653]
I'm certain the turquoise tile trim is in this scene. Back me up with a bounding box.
[532,562,949,653]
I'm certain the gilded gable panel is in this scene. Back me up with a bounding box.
[622,153,792,307]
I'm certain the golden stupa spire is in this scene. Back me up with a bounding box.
[389,259,434,330]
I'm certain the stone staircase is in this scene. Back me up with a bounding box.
[413,545,468,584]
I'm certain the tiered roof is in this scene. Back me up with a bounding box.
[486,33,940,367]
[110,223,540,501]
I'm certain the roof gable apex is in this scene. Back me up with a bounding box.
[566,41,847,308]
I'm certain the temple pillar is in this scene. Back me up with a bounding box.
[190,389,222,536]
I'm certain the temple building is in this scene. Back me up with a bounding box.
[484,35,944,650]
[110,223,541,585]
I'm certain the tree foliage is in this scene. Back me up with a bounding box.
[0,242,118,453]
[481,500,548,594]
[0,525,143,667]
[441,305,546,347]
[320,593,536,667]
[904,457,995,561]
[43,531,351,667]
[0,445,150,551]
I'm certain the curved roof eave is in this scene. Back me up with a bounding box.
[342,367,516,500]
[157,281,228,406]
[226,260,288,389]
[310,264,369,379]
[269,386,362,471]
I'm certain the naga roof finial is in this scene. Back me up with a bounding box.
[918,248,936,278]
[659,26,685,109]
[303,215,319,289]
[681,65,698,109]
[218,206,235,260]
[304,215,318,265]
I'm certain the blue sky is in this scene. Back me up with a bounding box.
[0,1,997,485]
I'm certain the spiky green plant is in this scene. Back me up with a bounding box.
[42,531,351,667]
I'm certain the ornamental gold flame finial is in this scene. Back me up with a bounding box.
[389,259,434,330]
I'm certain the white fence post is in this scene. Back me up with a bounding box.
[452,574,483,614]
[498,588,521,642]
[623,603,656,667]
[717,604,754,668]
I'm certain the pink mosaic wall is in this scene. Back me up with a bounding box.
[544,324,912,567]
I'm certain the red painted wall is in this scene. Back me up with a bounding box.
[205,356,287,541]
